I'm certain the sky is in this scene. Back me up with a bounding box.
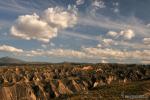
[0,0,150,64]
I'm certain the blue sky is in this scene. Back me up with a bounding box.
[0,0,149,64]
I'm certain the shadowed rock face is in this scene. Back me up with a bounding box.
[0,64,149,99]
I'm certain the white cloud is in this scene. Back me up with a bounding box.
[4,45,148,64]
[62,30,149,51]
[25,49,88,59]
[102,39,115,45]
[26,50,44,57]
[143,38,150,45]
[101,60,108,63]
[92,0,106,8]
[120,29,135,40]
[107,31,118,37]
[0,45,23,53]
[41,42,55,48]
[97,44,102,48]
[60,29,149,62]
[76,0,85,5]
[50,49,86,58]
[11,13,57,43]
[43,6,77,29]
[10,6,77,43]
[82,47,150,60]
[107,39,150,50]
[79,15,149,37]
[107,29,135,40]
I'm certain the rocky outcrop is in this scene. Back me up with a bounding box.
[0,64,149,99]
[0,83,36,100]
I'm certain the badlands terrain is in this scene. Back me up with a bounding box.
[0,57,150,100]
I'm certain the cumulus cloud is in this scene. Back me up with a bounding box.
[11,13,57,43]
[0,45,23,53]
[107,29,135,40]
[10,6,77,43]
[120,29,135,40]
[43,7,77,29]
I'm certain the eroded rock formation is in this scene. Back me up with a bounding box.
[0,64,149,99]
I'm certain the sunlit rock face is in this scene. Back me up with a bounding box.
[0,64,149,99]
[0,83,36,100]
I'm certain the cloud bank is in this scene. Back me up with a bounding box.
[0,45,23,53]
[0,44,149,64]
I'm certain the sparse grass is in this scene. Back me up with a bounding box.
[67,80,150,100]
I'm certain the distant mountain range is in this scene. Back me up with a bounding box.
[0,56,26,64]
[0,56,87,65]
[0,56,52,65]
[0,57,148,65]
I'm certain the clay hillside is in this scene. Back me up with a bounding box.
[0,59,149,100]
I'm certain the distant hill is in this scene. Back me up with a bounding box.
[0,57,50,65]
[0,56,26,64]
